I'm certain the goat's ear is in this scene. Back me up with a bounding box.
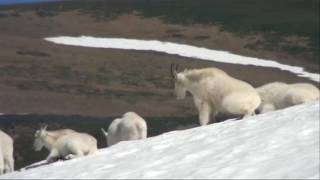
[170,64,178,80]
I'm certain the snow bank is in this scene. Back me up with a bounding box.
[45,36,319,82]
[1,102,319,179]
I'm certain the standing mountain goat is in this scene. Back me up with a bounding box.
[33,125,97,163]
[171,64,261,126]
[256,81,319,113]
[0,130,14,175]
[101,112,147,146]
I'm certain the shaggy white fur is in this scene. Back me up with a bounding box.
[257,82,319,113]
[33,126,97,163]
[172,66,261,125]
[0,130,14,175]
[101,112,147,146]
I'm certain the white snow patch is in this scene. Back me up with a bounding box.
[45,36,319,82]
[1,102,319,179]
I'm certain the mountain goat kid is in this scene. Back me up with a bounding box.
[0,130,14,175]
[101,112,147,146]
[171,64,261,126]
[33,125,97,163]
[256,81,319,113]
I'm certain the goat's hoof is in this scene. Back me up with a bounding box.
[65,154,75,160]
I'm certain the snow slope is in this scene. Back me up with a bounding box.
[1,102,319,179]
[45,36,319,82]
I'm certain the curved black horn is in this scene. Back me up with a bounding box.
[41,124,48,130]
[171,63,178,79]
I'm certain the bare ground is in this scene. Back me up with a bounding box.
[0,10,318,117]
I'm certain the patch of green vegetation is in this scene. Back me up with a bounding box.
[120,71,144,86]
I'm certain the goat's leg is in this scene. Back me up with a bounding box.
[4,156,14,173]
[46,149,60,163]
[193,97,211,126]
[198,102,211,126]
[65,144,84,160]
[193,96,202,112]
[259,104,275,114]
[65,151,84,160]
[210,110,218,124]
[9,156,14,173]
[236,109,256,120]
[4,164,10,174]
[0,156,4,175]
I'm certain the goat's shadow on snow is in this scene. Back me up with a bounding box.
[0,114,195,169]
[0,113,238,169]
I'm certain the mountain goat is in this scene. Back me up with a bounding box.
[256,81,319,113]
[171,64,261,126]
[0,130,14,175]
[33,125,97,163]
[101,112,147,146]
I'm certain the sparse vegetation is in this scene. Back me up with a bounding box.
[16,50,51,57]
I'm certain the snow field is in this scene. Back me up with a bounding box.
[1,102,319,179]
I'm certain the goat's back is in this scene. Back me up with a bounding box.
[119,112,147,140]
[55,132,97,155]
[47,129,76,137]
[0,130,13,157]
[279,83,320,107]
[107,112,147,146]
[256,81,289,104]
[58,132,97,145]
[190,68,258,95]
[257,82,319,111]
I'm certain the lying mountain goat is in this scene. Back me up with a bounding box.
[0,130,14,175]
[256,81,319,113]
[171,64,261,126]
[101,112,147,146]
[33,125,97,163]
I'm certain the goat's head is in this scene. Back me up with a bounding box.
[33,124,48,151]
[171,64,187,100]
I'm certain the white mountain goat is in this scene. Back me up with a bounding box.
[33,125,97,163]
[256,81,319,113]
[101,112,147,146]
[171,64,261,125]
[0,130,14,175]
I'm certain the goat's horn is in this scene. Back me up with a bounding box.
[170,63,178,79]
[101,128,108,136]
[42,124,48,130]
